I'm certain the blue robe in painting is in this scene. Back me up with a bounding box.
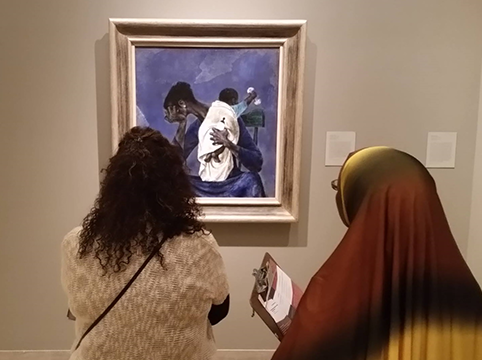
[178,118,266,197]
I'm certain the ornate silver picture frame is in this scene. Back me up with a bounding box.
[110,19,306,222]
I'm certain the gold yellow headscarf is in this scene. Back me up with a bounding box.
[338,146,391,225]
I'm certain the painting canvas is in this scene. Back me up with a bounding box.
[135,48,279,198]
[110,19,306,222]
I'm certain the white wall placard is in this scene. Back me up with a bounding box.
[325,131,356,166]
[426,132,457,168]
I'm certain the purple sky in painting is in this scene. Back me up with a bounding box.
[135,47,279,197]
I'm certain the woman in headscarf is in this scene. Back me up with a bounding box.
[272,146,482,360]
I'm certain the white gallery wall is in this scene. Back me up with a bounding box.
[1,0,482,350]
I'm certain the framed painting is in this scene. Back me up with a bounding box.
[109,19,306,222]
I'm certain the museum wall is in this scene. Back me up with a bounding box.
[1,0,482,350]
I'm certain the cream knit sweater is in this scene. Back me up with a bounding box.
[61,227,229,360]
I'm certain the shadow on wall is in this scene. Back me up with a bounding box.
[94,34,317,248]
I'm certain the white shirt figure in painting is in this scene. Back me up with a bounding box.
[198,100,240,182]
[197,87,259,182]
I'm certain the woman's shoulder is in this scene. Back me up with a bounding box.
[61,226,82,253]
[174,231,225,275]
[194,230,219,248]
[177,231,221,254]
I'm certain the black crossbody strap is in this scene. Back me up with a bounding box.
[74,242,162,351]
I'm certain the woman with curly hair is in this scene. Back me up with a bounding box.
[61,127,229,360]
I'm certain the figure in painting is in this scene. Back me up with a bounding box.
[197,87,259,180]
[219,87,258,119]
[202,87,258,164]
[163,82,266,197]
[198,100,239,181]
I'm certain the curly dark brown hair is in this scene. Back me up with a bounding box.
[78,126,206,273]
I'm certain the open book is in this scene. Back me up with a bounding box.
[250,253,304,340]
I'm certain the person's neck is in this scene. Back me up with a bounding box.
[188,101,209,119]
